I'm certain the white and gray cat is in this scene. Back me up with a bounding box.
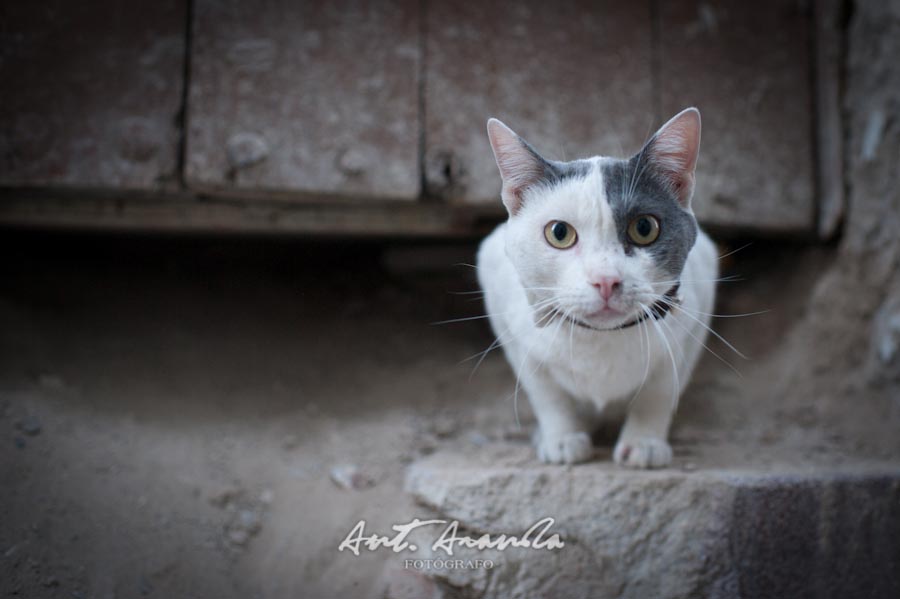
[477,108,717,468]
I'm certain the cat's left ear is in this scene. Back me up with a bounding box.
[638,107,701,210]
[486,118,552,215]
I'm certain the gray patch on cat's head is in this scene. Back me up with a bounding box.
[547,158,593,181]
[513,131,594,184]
[511,134,594,211]
[524,158,593,205]
[601,157,698,279]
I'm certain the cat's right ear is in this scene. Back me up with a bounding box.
[486,118,549,215]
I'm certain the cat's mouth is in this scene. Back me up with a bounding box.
[560,284,681,332]
[564,313,629,332]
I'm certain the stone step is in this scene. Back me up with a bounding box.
[401,445,900,599]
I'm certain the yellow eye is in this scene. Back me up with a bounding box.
[627,215,660,245]
[544,221,578,249]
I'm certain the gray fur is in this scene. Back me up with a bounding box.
[548,158,594,181]
[514,134,593,198]
[601,156,698,279]
[515,131,697,281]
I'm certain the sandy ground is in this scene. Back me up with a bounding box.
[1,231,896,598]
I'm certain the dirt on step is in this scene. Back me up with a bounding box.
[0,233,896,598]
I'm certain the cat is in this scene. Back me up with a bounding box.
[476,108,717,468]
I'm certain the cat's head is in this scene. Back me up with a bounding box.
[486,108,701,330]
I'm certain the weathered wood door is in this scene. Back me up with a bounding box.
[0,0,186,190]
[423,0,815,232]
[185,0,421,201]
[0,0,827,236]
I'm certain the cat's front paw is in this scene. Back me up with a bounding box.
[536,430,593,464]
[613,437,672,469]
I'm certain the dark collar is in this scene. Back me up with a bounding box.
[566,283,681,332]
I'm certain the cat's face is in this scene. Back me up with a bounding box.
[487,109,701,329]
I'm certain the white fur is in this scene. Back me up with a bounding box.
[476,161,717,468]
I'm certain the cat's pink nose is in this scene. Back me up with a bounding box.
[593,276,622,301]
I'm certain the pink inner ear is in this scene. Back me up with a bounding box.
[653,118,699,173]
[486,119,545,214]
[647,109,701,207]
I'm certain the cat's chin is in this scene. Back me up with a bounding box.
[583,305,639,325]
[584,306,627,320]
[570,306,640,330]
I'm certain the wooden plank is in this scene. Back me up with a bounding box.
[186,0,421,200]
[814,0,845,239]
[0,0,186,190]
[659,0,815,232]
[0,191,501,237]
[424,0,654,204]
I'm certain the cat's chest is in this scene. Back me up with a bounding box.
[537,326,657,402]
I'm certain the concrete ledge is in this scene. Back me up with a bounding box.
[403,446,900,599]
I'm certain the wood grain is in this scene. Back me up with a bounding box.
[659,0,815,232]
[185,0,421,200]
[0,0,187,189]
[424,0,655,205]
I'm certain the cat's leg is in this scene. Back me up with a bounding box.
[521,365,594,464]
[613,368,677,469]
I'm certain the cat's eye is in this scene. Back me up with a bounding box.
[544,221,578,249]
[627,215,660,245]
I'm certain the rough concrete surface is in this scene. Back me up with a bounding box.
[404,448,900,599]
[1,229,898,599]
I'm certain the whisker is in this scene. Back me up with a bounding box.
[510,307,559,428]
[431,314,496,325]
[460,334,505,365]
[626,140,654,209]
[466,329,513,380]
[665,301,749,360]
[691,309,769,319]
[652,275,743,285]
[463,299,562,378]
[718,242,753,261]
[567,307,576,364]
[667,309,744,378]
[626,305,653,408]
[645,304,681,409]
[657,307,686,361]
[433,296,560,326]
[644,293,769,320]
